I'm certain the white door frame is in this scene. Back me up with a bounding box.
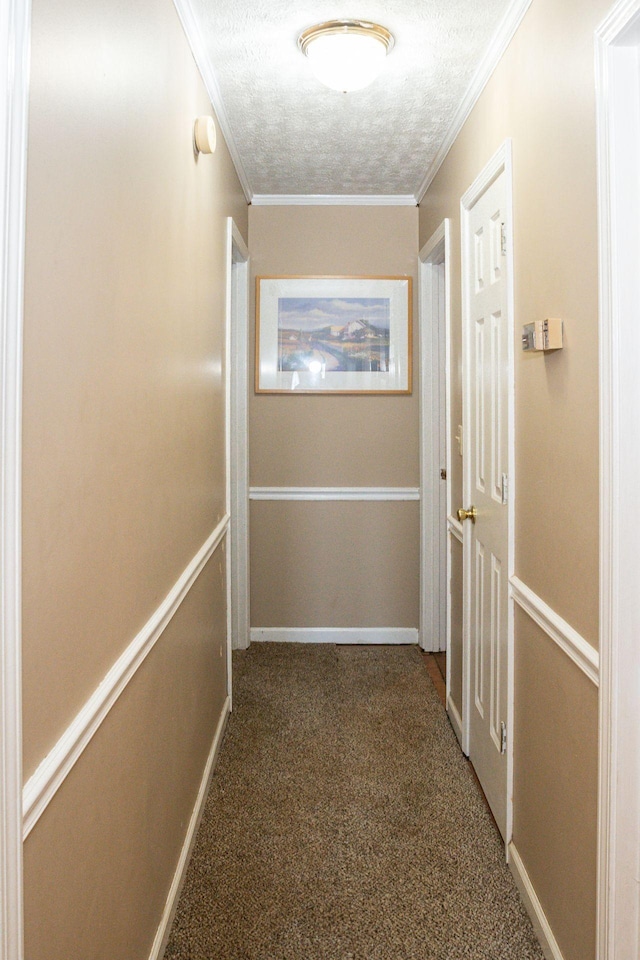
[226,218,250,660]
[460,141,515,846]
[419,221,451,656]
[1,1,29,957]
[596,4,640,957]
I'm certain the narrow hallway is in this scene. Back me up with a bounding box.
[164,645,544,959]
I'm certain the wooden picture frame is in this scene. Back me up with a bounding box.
[255,275,412,394]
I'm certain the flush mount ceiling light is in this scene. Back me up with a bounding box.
[298,20,394,93]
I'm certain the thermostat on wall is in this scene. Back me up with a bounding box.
[522,318,563,351]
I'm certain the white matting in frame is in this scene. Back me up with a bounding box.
[256,275,412,394]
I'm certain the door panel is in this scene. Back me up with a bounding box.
[462,163,511,840]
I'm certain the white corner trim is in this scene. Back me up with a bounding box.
[22,516,230,838]
[249,487,420,501]
[447,515,464,543]
[172,0,252,202]
[416,0,533,202]
[224,223,232,702]
[510,576,599,686]
[250,627,419,645]
[595,6,640,959]
[1,0,30,957]
[148,695,230,960]
[250,194,417,207]
[508,842,565,960]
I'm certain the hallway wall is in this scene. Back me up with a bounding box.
[418,0,605,957]
[21,0,247,956]
[248,205,420,637]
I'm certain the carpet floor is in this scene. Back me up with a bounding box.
[164,644,545,960]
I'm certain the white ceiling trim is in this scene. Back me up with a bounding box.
[251,194,417,207]
[172,0,253,202]
[416,0,533,203]
[175,0,531,206]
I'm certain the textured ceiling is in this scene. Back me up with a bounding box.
[187,0,513,198]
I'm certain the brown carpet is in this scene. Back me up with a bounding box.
[164,644,545,960]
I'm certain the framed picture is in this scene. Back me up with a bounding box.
[255,275,412,394]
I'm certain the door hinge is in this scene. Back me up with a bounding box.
[501,473,508,504]
[500,721,507,755]
[500,222,507,257]
[440,468,447,480]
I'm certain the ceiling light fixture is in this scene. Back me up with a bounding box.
[298,20,394,93]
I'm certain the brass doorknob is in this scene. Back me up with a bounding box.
[457,506,477,524]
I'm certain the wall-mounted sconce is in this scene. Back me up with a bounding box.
[193,116,217,155]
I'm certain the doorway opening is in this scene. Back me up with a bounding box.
[419,220,450,661]
[226,218,250,685]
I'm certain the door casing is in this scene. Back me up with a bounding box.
[0,1,30,957]
[596,3,640,957]
[419,220,451,656]
[227,218,250,666]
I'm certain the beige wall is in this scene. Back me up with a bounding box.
[21,0,247,954]
[23,552,228,960]
[248,205,420,630]
[514,609,599,960]
[251,501,419,628]
[418,1,606,957]
[21,0,608,956]
[420,0,602,644]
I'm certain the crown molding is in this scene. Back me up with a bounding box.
[251,194,417,207]
[415,0,533,203]
[174,0,532,209]
[172,0,253,202]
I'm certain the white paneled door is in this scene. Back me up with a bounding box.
[461,147,513,842]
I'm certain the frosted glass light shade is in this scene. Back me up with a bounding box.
[299,21,394,93]
[306,32,386,92]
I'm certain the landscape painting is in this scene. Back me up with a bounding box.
[277,297,391,373]
[256,276,412,394]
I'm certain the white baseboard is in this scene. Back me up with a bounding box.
[149,695,231,960]
[447,695,464,749]
[508,841,565,960]
[250,627,419,645]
